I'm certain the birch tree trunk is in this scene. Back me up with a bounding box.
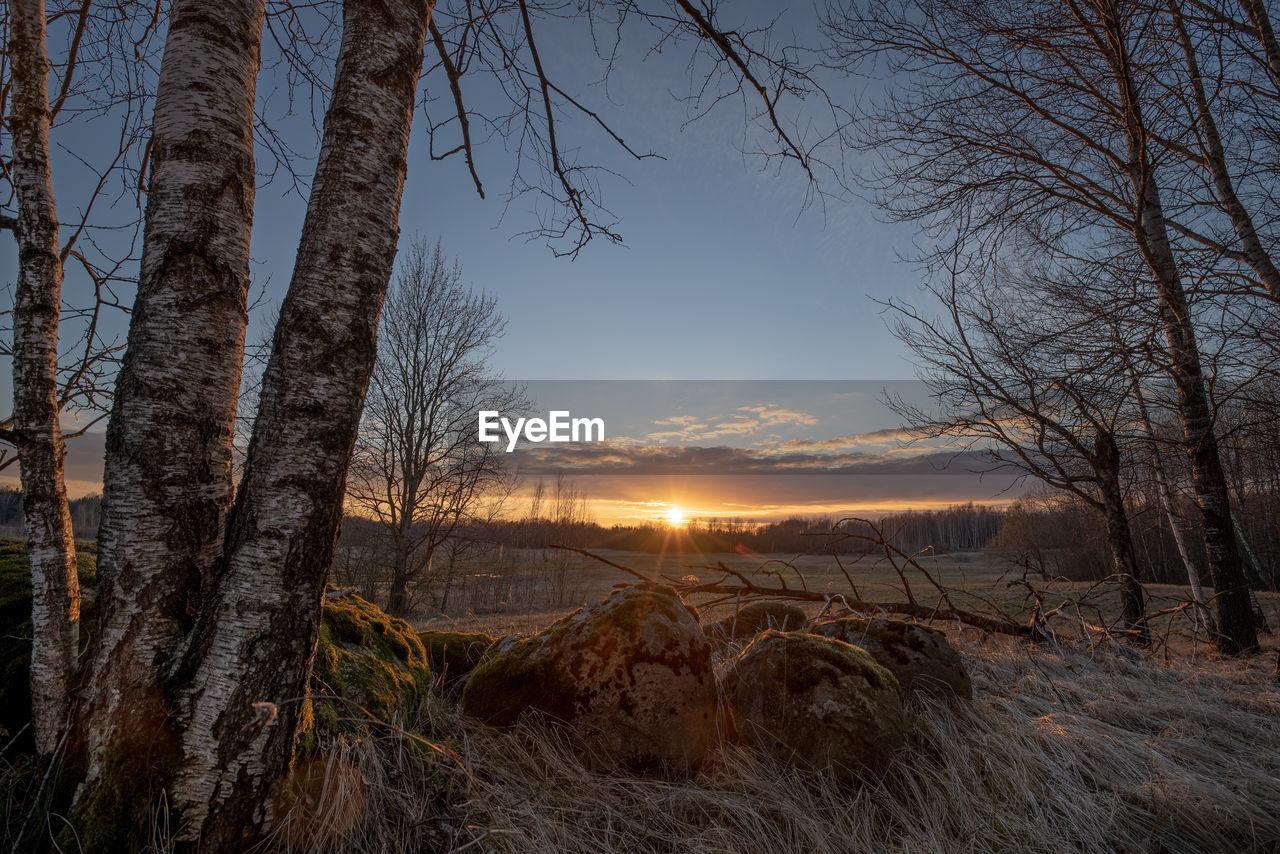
[1238,0,1280,87]
[1100,0,1258,654]
[168,1,433,843]
[9,0,81,756]
[71,0,264,830]
[1129,362,1213,629]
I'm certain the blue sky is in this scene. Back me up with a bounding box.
[240,1,924,382]
[1,3,1004,515]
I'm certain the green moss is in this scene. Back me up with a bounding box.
[64,691,181,854]
[460,633,578,726]
[709,600,808,639]
[740,630,901,695]
[418,630,495,687]
[303,592,432,750]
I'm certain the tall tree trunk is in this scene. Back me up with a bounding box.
[9,0,81,755]
[387,535,412,615]
[169,1,433,843]
[71,0,264,831]
[1127,355,1212,630]
[1100,0,1259,653]
[440,550,458,613]
[1094,428,1148,643]
[1131,183,1257,653]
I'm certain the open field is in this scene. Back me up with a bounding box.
[412,547,1280,656]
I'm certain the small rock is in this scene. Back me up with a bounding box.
[461,585,717,774]
[722,630,907,779]
[418,630,495,688]
[304,592,432,749]
[706,600,809,639]
[810,617,972,701]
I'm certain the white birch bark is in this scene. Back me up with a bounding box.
[72,0,264,816]
[1128,364,1211,628]
[9,0,81,755]
[169,0,434,842]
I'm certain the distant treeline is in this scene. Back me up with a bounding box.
[0,487,101,536]
[992,488,1280,591]
[428,502,1006,556]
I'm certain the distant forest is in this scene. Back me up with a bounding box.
[12,487,1277,593]
[0,487,100,536]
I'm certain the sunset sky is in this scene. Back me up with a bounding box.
[1,2,1022,520]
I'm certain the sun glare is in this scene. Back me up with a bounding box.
[664,505,687,528]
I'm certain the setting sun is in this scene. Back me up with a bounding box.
[664,505,687,527]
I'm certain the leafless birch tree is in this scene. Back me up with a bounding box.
[6,0,80,756]
[886,261,1152,640]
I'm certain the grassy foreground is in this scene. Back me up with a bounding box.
[3,541,1278,852]
[270,632,1280,854]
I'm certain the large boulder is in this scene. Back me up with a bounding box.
[809,617,972,702]
[418,630,495,688]
[722,630,907,780]
[460,584,717,774]
[706,600,809,639]
[305,592,432,745]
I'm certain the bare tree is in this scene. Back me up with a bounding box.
[886,259,1151,641]
[348,238,521,615]
[827,0,1265,653]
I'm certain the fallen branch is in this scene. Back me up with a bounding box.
[560,547,1032,638]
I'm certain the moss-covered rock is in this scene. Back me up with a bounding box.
[0,538,96,745]
[810,617,972,702]
[460,584,717,774]
[705,600,809,639]
[418,630,495,688]
[722,630,907,780]
[304,591,432,747]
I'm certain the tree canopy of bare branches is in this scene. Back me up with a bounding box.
[826,0,1279,653]
[348,238,521,615]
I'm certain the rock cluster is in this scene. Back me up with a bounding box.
[459,590,973,780]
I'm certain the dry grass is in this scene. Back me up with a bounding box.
[269,630,1280,854]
